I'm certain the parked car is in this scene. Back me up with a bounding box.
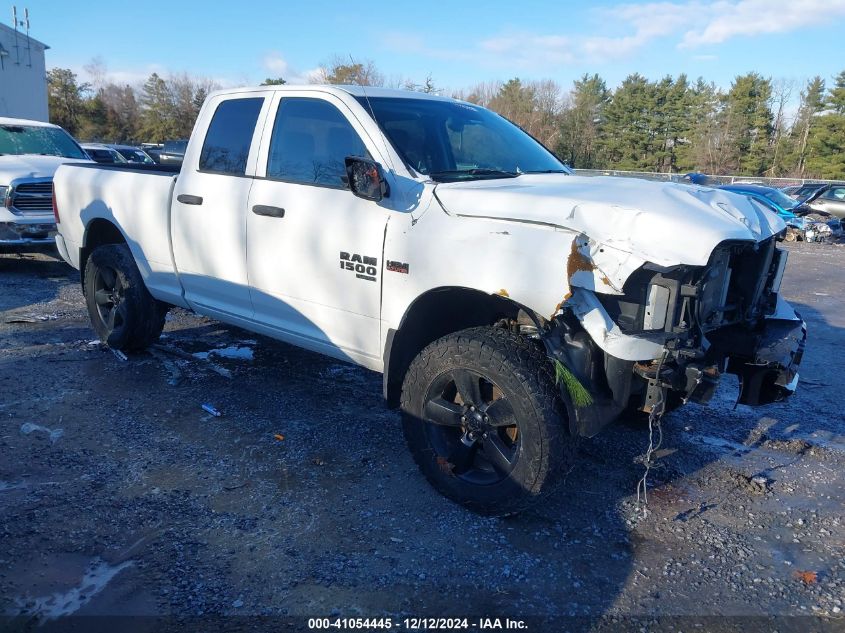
[682,172,711,185]
[140,144,163,164]
[780,185,802,197]
[52,85,805,515]
[81,143,128,165]
[158,139,188,166]
[0,117,90,248]
[109,144,156,165]
[719,184,837,241]
[801,183,845,220]
[786,182,827,201]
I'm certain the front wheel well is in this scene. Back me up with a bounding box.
[383,287,533,408]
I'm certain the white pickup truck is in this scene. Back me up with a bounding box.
[53,85,806,515]
[0,117,90,248]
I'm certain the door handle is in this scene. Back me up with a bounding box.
[252,205,285,218]
[177,194,203,205]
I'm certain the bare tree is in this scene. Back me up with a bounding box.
[311,56,384,86]
[766,78,796,176]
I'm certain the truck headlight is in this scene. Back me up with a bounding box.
[0,186,8,207]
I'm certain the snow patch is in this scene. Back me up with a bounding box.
[20,422,64,444]
[193,345,254,361]
[17,558,134,619]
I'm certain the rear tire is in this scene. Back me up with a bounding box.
[84,243,167,351]
[400,326,577,516]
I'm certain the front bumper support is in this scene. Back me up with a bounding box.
[729,317,806,406]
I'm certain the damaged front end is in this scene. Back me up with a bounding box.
[538,236,806,437]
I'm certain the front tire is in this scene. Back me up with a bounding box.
[400,327,577,516]
[84,243,167,351]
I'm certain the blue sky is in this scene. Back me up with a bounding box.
[12,0,845,94]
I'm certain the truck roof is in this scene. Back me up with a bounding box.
[0,117,62,129]
[206,84,455,103]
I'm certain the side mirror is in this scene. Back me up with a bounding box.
[345,156,389,202]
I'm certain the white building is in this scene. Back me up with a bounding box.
[0,20,49,121]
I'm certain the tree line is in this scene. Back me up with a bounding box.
[47,59,845,179]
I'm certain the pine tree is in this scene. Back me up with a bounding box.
[47,68,90,136]
[805,70,845,179]
[787,76,826,176]
[557,74,609,168]
[720,73,773,175]
[598,73,656,170]
[139,73,176,143]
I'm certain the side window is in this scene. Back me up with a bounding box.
[199,97,264,175]
[267,98,369,187]
[822,187,845,200]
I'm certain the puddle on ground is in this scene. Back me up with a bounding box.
[14,558,134,620]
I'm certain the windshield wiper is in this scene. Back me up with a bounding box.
[522,169,568,174]
[430,168,520,182]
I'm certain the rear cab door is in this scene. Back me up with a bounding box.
[171,91,273,319]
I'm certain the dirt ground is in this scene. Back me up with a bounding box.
[1,241,843,632]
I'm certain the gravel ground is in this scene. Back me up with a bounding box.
[0,241,843,632]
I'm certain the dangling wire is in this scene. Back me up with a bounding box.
[636,351,669,514]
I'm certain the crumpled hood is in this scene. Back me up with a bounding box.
[0,155,84,184]
[434,174,784,266]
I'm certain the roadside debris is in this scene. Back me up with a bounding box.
[5,314,60,324]
[111,348,128,362]
[273,433,285,441]
[747,474,773,495]
[201,404,222,417]
[794,570,819,584]
[153,343,232,378]
[20,422,64,444]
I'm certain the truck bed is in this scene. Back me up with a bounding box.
[53,162,186,307]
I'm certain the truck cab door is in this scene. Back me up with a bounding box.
[171,93,272,318]
[246,93,394,366]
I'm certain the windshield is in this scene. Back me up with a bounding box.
[84,148,127,164]
[116,148,154,164]
[761,189,799,210]
[0,124,88,159]
[356,97,568,181]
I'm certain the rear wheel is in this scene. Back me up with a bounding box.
[400,327,577,516]
[84,243,167,350]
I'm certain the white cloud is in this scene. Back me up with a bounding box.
[383,0,845,71]
[680,0,845,47]
[261,51,322,84]
[262,52,291,76]
[478,33,575,66]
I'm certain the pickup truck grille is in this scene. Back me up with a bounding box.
[9,179,53,216]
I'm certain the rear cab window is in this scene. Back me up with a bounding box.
[199,98,265,175]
